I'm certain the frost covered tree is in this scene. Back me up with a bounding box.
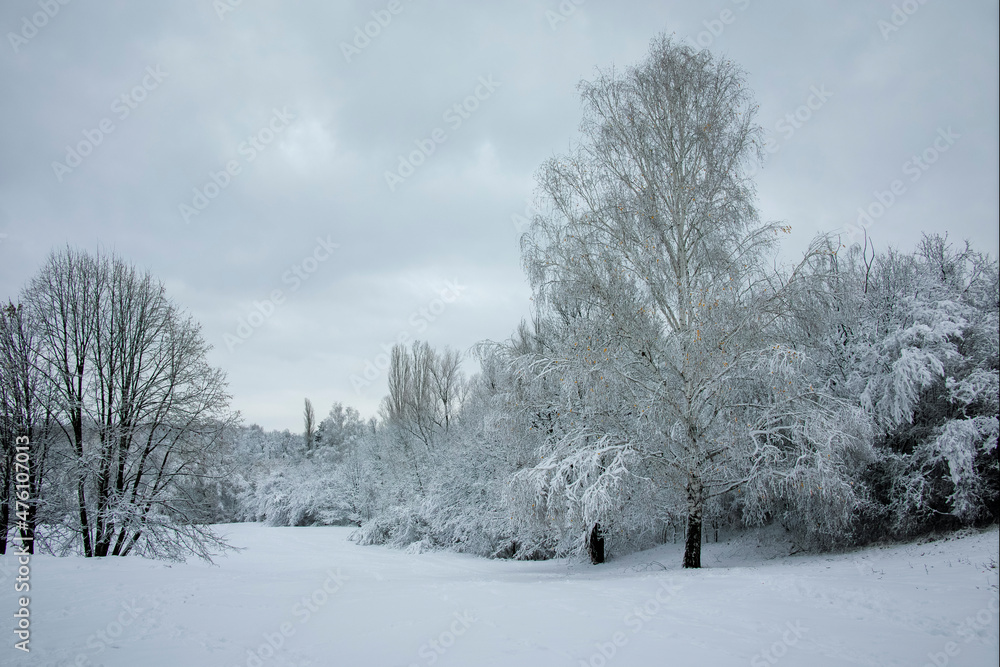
[316,403,364,450]
[430,347,466,432]
[765,231,999,544]
[378,342,467,481]
[517,35,863,567]
[829,235,998,535]
[303,398,316,452]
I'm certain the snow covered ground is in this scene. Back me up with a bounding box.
[3,524,997,667]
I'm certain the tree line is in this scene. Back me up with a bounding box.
[226,36,997,569]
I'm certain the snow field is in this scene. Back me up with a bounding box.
[1,523,996,667]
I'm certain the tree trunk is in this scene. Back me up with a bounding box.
[683,472,703,569]
[0,465,10,555]
[18,457,36,555]
[93,451,111,557]
[587,521,605,564]
[18,424,46,556]
[72,413,93,557]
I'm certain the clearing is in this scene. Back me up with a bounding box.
[3,523,997,666]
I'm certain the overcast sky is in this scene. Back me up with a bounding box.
[1,0,997,431]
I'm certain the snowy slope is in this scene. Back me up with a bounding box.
[2,524,996,667]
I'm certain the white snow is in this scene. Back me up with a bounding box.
[3,524,997,666]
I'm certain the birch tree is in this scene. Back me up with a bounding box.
[518,35,857,567]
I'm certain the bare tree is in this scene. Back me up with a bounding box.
[376,341,470,500]
[0,301,55,554]
[23,248,237,560]
[429,347,465,432]
[23,247,102,556]
[381,341,440,450]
